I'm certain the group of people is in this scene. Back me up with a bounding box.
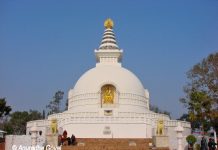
[58,130,77,146]
[200,136,217,150]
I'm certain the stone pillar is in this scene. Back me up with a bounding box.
[30,122,38,146]
[175,122,184,150]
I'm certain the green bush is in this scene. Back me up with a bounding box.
[186,135,197,145]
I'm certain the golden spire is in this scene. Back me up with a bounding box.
[104,18,114,29]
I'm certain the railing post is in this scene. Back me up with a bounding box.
[175,122,184,150]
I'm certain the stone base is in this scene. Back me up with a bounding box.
[46,134,58,146]
[152,135,169,148]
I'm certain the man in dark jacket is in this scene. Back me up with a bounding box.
[208,138,217,150]
[201,136,208,150]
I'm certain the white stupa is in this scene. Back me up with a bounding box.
[27,19,190,147]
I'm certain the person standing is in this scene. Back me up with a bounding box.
[208,138,212,150]
[201,136,208,150]
[208,138,217,150]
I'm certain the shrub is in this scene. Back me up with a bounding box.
[186,135,197,146]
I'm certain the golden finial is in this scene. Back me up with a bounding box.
[104,18,114,29]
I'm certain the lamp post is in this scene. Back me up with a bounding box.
[175,122,184,150]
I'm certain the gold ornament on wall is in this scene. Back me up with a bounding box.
[50,118,58,134]
[156,119,164,136]
[101,85,115,104]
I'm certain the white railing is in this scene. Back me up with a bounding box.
[26,114,190,132]
[26,120,49,128]
[68,92,149,109]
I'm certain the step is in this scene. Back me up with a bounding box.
[61,138,169,150]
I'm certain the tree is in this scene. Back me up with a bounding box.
[65,99,68,111]
[181,91,212,130]
[42,110,45,119]
[149,104,171,118]
[46,91,64,115]
[10,111,29,134]
[4,110,42,135]
[0,98,12,120]
[28,109,43,120]
[2,122,13,134]
[180,52,218,131]
[178,113,189,121]
[178,113,202,130]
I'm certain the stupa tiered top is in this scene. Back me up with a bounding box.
[96,18,122,64]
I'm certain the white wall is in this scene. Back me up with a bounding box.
[63,123,148,138]
[5,134,46,150]
[167,126,191,150]
[5,135,31,150]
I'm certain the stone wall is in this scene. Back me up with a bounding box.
[5,135,31,150]
[5,134,46,150]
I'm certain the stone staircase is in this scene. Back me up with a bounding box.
[62,138,169,150]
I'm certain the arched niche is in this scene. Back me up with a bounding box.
[101,84,116,107]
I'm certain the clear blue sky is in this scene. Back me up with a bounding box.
[0,0,218,119]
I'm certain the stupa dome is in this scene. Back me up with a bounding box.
[74,65,145,96]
